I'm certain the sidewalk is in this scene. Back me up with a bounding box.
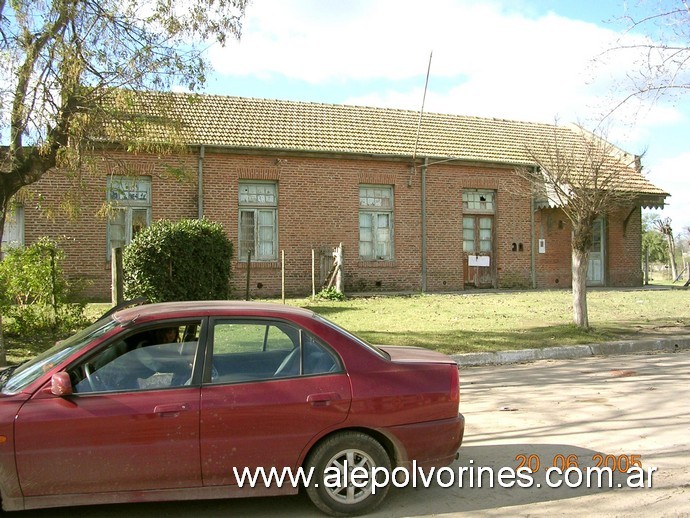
[451,334,690,367]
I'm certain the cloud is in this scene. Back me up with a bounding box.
[645,152,690,231]
[211,1,670,123]
[207,0,689,229]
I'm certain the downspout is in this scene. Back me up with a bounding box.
[530,166,537,289]
[421,157,428,293]
[198,145,205,219]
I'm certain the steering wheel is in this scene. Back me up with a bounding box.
[84,363,108,392]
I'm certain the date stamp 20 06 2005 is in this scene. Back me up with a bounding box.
[515,453,643,473]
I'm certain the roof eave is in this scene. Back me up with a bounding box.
[186,142,536,169]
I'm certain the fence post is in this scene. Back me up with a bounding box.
[49,246,59,327]
[245,250,252,301]
[111,247,124,305]
[311,249,316,300]
[281,249,285,304]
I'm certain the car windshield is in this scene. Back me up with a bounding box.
[1,317,119,395]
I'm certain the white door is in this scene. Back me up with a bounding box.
[587,219,604,285]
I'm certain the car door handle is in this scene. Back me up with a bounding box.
[154,403,189,416]
[307,393,340,407]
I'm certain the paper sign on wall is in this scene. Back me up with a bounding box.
[468,255,490,267]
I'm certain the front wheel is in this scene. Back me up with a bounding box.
[304,432,392,516]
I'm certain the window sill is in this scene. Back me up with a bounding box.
[358,259,396,268]
[235,261,280,269]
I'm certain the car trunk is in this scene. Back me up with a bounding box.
[378,345,458,365]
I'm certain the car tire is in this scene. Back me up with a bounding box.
[304,431,392,516]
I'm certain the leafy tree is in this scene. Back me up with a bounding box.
[516,125,641,328]
[0,0,249,365]
[642,227,668,264]
[642,212,668,263]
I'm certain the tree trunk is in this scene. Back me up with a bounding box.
[334,243,344,294]
[0,203,7,367]
[572,247,590,328]
[0,313,6,367]
[667,234,678,280]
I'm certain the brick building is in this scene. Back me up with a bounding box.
[3,93,669,299]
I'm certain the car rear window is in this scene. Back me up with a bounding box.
[314,314,390,360]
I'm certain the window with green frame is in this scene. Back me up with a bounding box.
[106,176,151,260]
[462,189,495,254]
[359,185,393,260]
[238,182,278,261]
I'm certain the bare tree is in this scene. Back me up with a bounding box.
[0,0,249,366]
[606,1,690,114]
[654,217,678,279]
[517,124,641,328]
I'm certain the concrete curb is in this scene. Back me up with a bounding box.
[451,335,690,367]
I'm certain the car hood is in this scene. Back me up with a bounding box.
[378,345,457,365]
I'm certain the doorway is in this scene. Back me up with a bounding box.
[586,219,605,286]
[462,215,495,287]
[461,188,497,289]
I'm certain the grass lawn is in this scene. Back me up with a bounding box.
[4,287,689,363]
[296,288,690,354]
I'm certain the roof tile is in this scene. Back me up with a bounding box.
[109,92,668,199]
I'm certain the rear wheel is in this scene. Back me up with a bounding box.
[304,432,392,516]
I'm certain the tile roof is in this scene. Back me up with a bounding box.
[104,91,668,201]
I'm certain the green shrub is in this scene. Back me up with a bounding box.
[0,237,87,336]
[316,287,346,301]
[123,219,233,302]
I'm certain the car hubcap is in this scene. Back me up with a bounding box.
[324,448,377,504]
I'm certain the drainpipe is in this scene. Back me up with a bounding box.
[530,166,537,289]
[421,157,428,293]
[198,145,205,219]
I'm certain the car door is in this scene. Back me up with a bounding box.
[13,320,205,496]
[200,319,351,486]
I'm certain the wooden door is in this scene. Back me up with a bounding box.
[463,215,495,288]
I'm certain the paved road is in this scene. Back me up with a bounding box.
[30,350,690,517]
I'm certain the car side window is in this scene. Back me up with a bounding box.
[209,320,340,384]
[71,321,202,394]
[213,322,294,354]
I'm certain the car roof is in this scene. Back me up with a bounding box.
[112,300,318,325]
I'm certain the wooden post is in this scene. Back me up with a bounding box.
[311,249,316,300]
[644,248,649,286]
[245,250,252,301]
[281,249,285,304]
[111,247,124,305]
[49,246,58,318]
[334,242,343,294]
[48,246,59,329]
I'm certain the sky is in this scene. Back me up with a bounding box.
[200,0,689,233]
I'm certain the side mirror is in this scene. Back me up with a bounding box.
[51,372,73,396]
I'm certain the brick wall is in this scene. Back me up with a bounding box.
[20,149,645,300]
[24,152,198,298]
[607,206,643,286]
[534,208,574,288]
[533,206,644,288]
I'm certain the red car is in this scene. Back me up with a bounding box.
[0,301,464,515]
